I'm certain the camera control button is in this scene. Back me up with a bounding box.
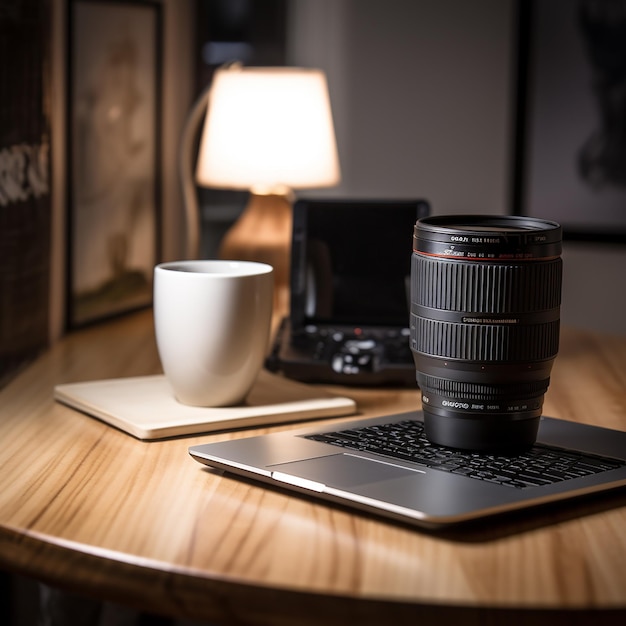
[344,339,376,351]
[331,354,346,373]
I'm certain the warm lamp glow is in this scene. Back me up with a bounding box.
[195,66,340,191]
[182,64,341,317]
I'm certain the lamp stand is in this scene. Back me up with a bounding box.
[219,191,293,317]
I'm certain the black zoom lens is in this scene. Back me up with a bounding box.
[410,215,562,451]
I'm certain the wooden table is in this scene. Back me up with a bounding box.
[1,310,625,625]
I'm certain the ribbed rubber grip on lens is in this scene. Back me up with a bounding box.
[412,317,560,361]
[411,255,562,313]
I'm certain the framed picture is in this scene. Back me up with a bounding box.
[514,0,626,242]
[67,0,162,328]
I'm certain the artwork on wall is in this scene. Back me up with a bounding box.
[516,0,626,241]
[67,0,162,327]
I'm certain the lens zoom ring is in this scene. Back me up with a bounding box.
[417,374,550,399]
[412,318,560,361]
[412,255,562,313]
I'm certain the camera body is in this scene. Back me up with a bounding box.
[410,215,562,451]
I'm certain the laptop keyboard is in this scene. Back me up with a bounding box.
[304,420,625,489]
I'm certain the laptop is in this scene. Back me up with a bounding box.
[265,198,430,386]
[189,411,626,528]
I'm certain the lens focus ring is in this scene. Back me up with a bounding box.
[412,255,562,313]
[412,317,560,361]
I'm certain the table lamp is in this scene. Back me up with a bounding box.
[181,64,341,315]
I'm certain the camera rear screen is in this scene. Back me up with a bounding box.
[292,201,423,327]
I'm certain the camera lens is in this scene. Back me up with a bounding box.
[410,215,562,451]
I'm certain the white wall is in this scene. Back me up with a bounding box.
[561,242,626,335]
[286,0,626,336]
[159,0,196,263]
[287,0,514,212]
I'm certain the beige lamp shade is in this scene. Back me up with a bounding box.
[195,66,341,192]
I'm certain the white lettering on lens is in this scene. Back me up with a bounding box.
[462,317,520,324]
[442,400,470,409]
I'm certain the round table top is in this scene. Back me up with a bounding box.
[1,311,625,625]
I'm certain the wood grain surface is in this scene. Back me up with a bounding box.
[1,310,625,625]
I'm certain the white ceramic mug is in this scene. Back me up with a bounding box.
[154,260,274,406]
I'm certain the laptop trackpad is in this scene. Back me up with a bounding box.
[271,453,424,489]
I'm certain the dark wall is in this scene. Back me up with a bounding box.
[0,0,52,387]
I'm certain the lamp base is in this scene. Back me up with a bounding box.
[219,192,292,318]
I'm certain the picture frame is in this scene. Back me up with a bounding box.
[67,0,162,328]
[514,0,626,242]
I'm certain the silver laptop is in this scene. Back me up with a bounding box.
[189,411,626,528]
